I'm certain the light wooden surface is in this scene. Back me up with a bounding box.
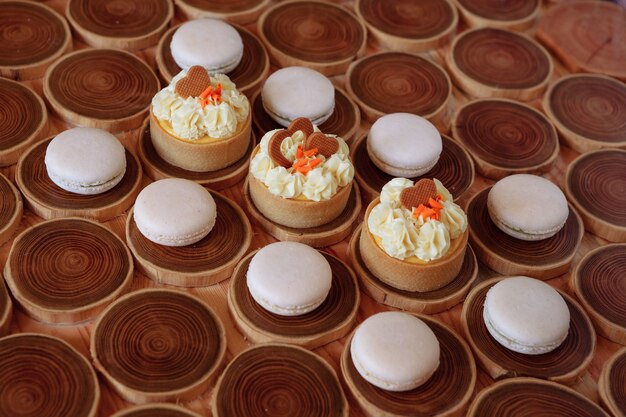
[0,1,623,416]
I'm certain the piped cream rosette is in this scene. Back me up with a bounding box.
[360,178,469,292]
[248,118,354,228]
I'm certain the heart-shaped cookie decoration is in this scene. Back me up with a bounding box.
[267,117,315,167]
[305,132,339,158]
[175,66,211,98]
[400,179,437,210]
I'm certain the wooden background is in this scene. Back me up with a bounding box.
[0,0,623,416]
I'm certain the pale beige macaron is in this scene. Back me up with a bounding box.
[246,242,332,316]
[133,178,217,247]
[488,174,569,241]
[367,113,442,177]
[350,312,440,391]
[483,276,570,355]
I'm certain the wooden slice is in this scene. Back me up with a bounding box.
[252,88,360,142]
[43,48,160,132]
[258,0,367,76]
[565,149,626,242]
[3,217,133,324]
[212,343,349,417]
[0,1,72,80]
[466,188,584,279]
[355,0,458,53]
[156,23,269,97]
[599,347,626,417]
[66,0,173,50]
[536,1,626,81]
[571,244,626,345]
[242,178,361,248]
[453,0,540,31]
[452,98,559,180]
[92,289,226,404]
[0,173,22,247]
[544,74,626,154]
[341,314,476,417]
[0,333,100,417]
[348,225,478,315]
[137,117,254,189]
[228,250,359,349]
[351,133,474,203]
[126,191,252,287]
[16,138,143,222]
[446,28,552,100]
[0,78,47,166]
[467,377,610,417]
[461,277,596,385]
[112,404,202,417]
[346,52,451,128]
[0,277,13,337]
[175,0,271,25]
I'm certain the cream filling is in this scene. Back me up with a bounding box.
[47,169,125,195]
[248,285,326,316]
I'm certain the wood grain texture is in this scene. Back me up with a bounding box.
[0,173,22,247]
[452,98,559,180]
[341,314,476,417]
[462,278,596,385]
[599,347,626,417]
[565,149,626,242]
[228,250,359,348]
[111,403,202,417]
[453,0,540,31]
[0,1,72,80]
[175,0,271,25]
[16,138,142,221]
[66,0,173,50]
[0,277,12,337]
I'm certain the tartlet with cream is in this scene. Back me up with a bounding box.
[150,65,251,172]
[249,118,354,228]
[360,177,468,292]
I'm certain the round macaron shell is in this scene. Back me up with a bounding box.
[367,113,442,176]
[261,66,335,127]
[350,312,440,391]
[246,242,333,316]
[488,174,569,240]
[484,276,570,354]
[44,127,126,195]
[133,178,217,246]
[171,18,244,73]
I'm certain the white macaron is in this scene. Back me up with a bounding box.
[350,312,440,392]
[261,66,335,127]
[246,242,333,316]
[483,276,570,355]
[367,113,442,177]
[488,174,569,241]
[44,127,126,195]
[133,178,217,247]
[170,18,243,73]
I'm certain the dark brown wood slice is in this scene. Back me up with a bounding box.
[0,333,99,417]
[537,1,626,81]
[352,134,474,202]
[179,0,265,13]
[0,277,12,337]
[229,251,358,348]
[461,278,596,385]
[468,378,609,417]
[0,173,22,247]
[457,0,538,21]
[341,314,476,417]
[44,49,159,132]
[112,404,202,417]
[452,99,558,179]
[573,244,626,344]
[600,348,626,417]
[213,344,348,417]
[92,289,226,403]
[467,188,583,279]
[16,138,142,222]
[545,75,626,153]
[0,78,47,166]
[4,218,133,324]
[0,1,71,80]
[566,149,626,242]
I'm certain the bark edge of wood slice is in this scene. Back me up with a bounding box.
[175,0,272,25]
[0,172,23,247]
[599,347,626,417]
[111,403,203,417]
[0,276,13,337]
[228,249,359,349]
[461,277,596,385]
[452,0,540,31]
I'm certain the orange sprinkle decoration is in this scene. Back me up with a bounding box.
[292,159,308,169]
[304,148,318,157]
[199,86,213,99]
[412,198,443,221]
[296,145,304,159]
[429,197,443,210]
[309,158,322,169]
